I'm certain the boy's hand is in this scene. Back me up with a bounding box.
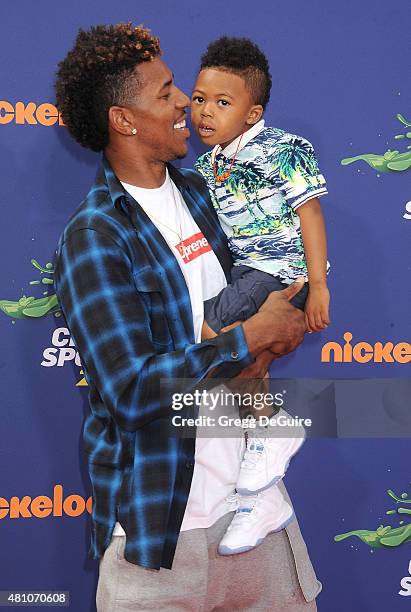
[304,285,330,332]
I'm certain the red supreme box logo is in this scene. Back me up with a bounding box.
[176,232,212,263]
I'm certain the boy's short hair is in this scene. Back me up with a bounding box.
[55,22,161,152]
[200,37,272,109]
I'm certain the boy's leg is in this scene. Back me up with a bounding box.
[203,267,308,376]
[204,266,300,334]
[215,370,305,498]
[237,413,305,495]
[215,372,305,555]
[289,281,309,311]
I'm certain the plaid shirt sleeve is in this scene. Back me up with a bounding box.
[55,227,252,433]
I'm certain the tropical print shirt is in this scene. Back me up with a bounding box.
[195,121,328,283]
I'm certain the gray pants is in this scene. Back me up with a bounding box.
[96,511,320,611]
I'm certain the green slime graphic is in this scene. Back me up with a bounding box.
[335,487,411,549]
[387,489,411,504]
[341,113,411,173]
[335,524,411,548]
[341,150,411,172]
[0,259,59,320]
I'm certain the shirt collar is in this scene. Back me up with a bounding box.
[99,155,189,214]
[211,119,265,159]
[101,154,125,205]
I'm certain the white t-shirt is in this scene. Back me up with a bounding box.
[112,169,243,536]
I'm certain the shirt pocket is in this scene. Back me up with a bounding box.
[132,271,173,350]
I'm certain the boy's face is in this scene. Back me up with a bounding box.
[191,68,263,149]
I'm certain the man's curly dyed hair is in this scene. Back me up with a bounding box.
[55,23,161,152]
[200,37,272,109]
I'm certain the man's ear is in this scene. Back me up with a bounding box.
[246,105,264,126]
[108,106,137,137]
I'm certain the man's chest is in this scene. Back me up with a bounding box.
[125,214,228,347]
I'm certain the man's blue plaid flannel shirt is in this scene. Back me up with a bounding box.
[54,157,253,570]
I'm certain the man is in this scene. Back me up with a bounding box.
[55,22,321,611]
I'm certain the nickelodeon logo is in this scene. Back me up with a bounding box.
[321,332,411,364]
[0,485,92,520]
[0,100,64,126]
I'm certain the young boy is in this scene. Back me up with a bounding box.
[191,37,330,555]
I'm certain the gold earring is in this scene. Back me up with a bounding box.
[131,128,137,135]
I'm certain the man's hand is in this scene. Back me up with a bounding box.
[235,349,276,379]
[242,278,307,358]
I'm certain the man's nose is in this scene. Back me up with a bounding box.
[175,87,191,108]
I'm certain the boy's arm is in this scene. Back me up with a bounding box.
[296,197,330,332]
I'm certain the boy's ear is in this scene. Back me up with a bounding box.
[246,105,264,126]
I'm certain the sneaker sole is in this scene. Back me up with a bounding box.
[236,437,305,496]
[217,512,295,556]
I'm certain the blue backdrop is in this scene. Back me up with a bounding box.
[1,1,410,610]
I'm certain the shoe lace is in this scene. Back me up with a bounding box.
[242,438,265,469]
[231,496,258,524]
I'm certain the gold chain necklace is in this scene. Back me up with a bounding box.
[145,179,185,254]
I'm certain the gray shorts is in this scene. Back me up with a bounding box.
[204,265,308,333]
[96,511,319,611]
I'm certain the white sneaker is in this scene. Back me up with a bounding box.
[218,485,294,555]
[236,434,305,495]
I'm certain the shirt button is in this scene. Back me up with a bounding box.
[231,351,239,360]
[185,461,194,469]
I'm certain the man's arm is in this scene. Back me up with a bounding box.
[55,228,253,433]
